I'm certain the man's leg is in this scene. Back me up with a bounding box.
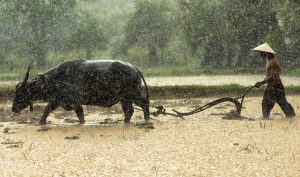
[275,84,296,118]
[262,89,275,119]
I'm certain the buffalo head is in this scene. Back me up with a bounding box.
[12,64,34,113]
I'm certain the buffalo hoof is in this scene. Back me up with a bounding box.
[124,120,130,124]
[79,120,85,124]
[39,121,47,125]
[124,117,131,124]
[144,117,151,122]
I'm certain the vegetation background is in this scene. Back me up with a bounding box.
[0,0,299,80]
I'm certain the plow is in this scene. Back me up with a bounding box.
[142,85,257,119]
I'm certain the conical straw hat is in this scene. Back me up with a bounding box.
[252,43,276,54]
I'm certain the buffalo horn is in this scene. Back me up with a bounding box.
[22,63,31,87]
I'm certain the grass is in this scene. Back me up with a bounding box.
[0,67,42,81]
[0,86,15,99]
[3,63,300,81]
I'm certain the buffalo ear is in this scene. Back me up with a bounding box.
[38,74,50,82]
[44,75,50,82]
[38,74,50,89]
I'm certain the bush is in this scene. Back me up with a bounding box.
[125,47,149,66]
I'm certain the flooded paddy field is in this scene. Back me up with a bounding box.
[0,96,299,176]
[146,75,300,86]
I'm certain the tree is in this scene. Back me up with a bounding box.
[0,0,78,67]
[179,0,290,67]
[222,0,281,66]
[278,0,300,63]
[67,17,109,60]
[124,0,174,65]
[179,0,228,67]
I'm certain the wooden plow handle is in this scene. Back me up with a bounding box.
[172,85,257,117]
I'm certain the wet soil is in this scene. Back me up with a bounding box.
[0,96,299,176]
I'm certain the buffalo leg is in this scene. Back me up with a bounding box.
[40,102,58,124]
[73,105,85,124]
[121,100,134,123]
[134,97,150,121]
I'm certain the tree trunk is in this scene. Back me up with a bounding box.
[236,46,249,67]
[190,42,198,57]
[213,43,225,67]
[226,47,234,67]
[148,46,158,65]
[268,10,288,63]
[32,24,47,68]
[202,41,225,67]
[35,46,47,68]
[202,45,212,66]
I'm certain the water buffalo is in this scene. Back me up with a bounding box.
[12,60,150,124]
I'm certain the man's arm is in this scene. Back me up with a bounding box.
[254,77,270,88]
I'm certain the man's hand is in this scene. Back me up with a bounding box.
[254,82,262,88]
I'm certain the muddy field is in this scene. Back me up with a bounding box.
[0,96,300,176]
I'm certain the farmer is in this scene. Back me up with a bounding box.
[252,43,295,119]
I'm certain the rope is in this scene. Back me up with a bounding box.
[133,105,184,119]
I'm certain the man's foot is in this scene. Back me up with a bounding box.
[79,120,85,124]
[286,115,295,118]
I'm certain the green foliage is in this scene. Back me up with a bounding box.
[0,0,78,67]
[67,17,109,60]
[0,0,300,72]
[179,0,284,67]
[122,44,188,66]
[179,1,221,52]
[78,0,134,39]
[226,0,283,66]
[124,0,174,64]
[278,0,300,64]
[125,47,149,66]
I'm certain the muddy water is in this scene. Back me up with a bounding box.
[146,75,300,86]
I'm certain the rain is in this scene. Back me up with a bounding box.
[0,0,300,176]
